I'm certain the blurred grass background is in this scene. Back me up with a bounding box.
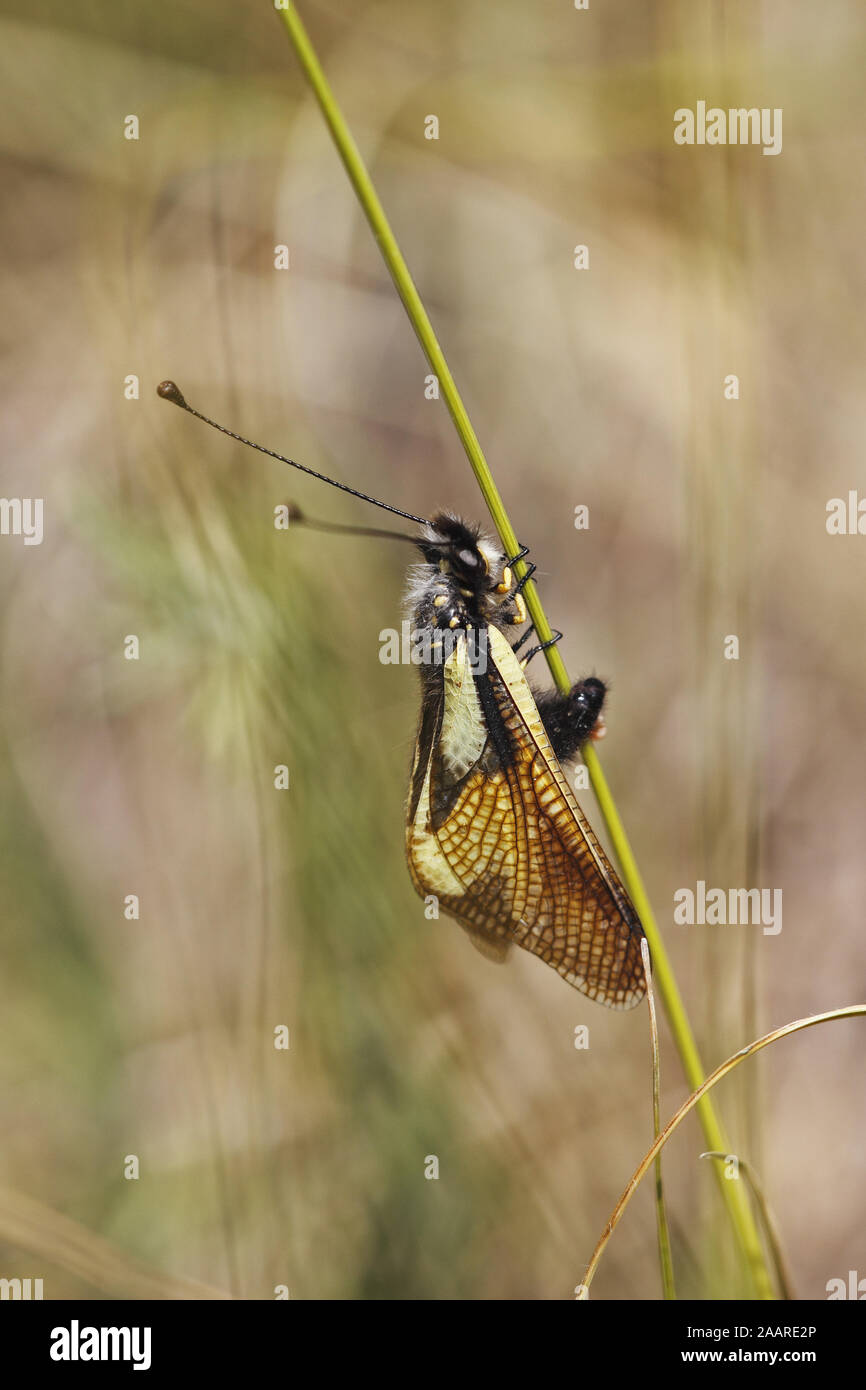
[0,0,864,1299]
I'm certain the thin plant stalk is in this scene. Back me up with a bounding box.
[580,1006,866,1293]
[277,0,774,1299]
[642,939,675,1298]
[700,1153,796,1301]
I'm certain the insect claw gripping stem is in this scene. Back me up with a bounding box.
[511,625,535,654]
[506,545,560,664]
[513,563,537,597]
[518,630,564,667]
[506,541,530,566]
[505,542,536,598]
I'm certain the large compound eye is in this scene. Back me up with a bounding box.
[456,548,479,570]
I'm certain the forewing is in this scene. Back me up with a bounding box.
[406,626,645,1008]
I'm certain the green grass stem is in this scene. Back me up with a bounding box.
[278,0,775,1299]
[643,940,676,1298]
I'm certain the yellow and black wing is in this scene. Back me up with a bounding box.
[406,625,645,1009]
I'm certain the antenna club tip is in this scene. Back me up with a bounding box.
[157,380,187,408]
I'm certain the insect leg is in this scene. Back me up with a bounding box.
[512,613,562,656]
[496,557,535,628]
[505,542,530,567]
[517,629,563,666]
[499,549,536,627]
[512,562,536,596]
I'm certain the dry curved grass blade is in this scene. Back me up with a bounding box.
[579,1005,866,1296]
[0,1184,232,1300]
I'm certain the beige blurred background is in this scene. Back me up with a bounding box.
[0,0,864,1300]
